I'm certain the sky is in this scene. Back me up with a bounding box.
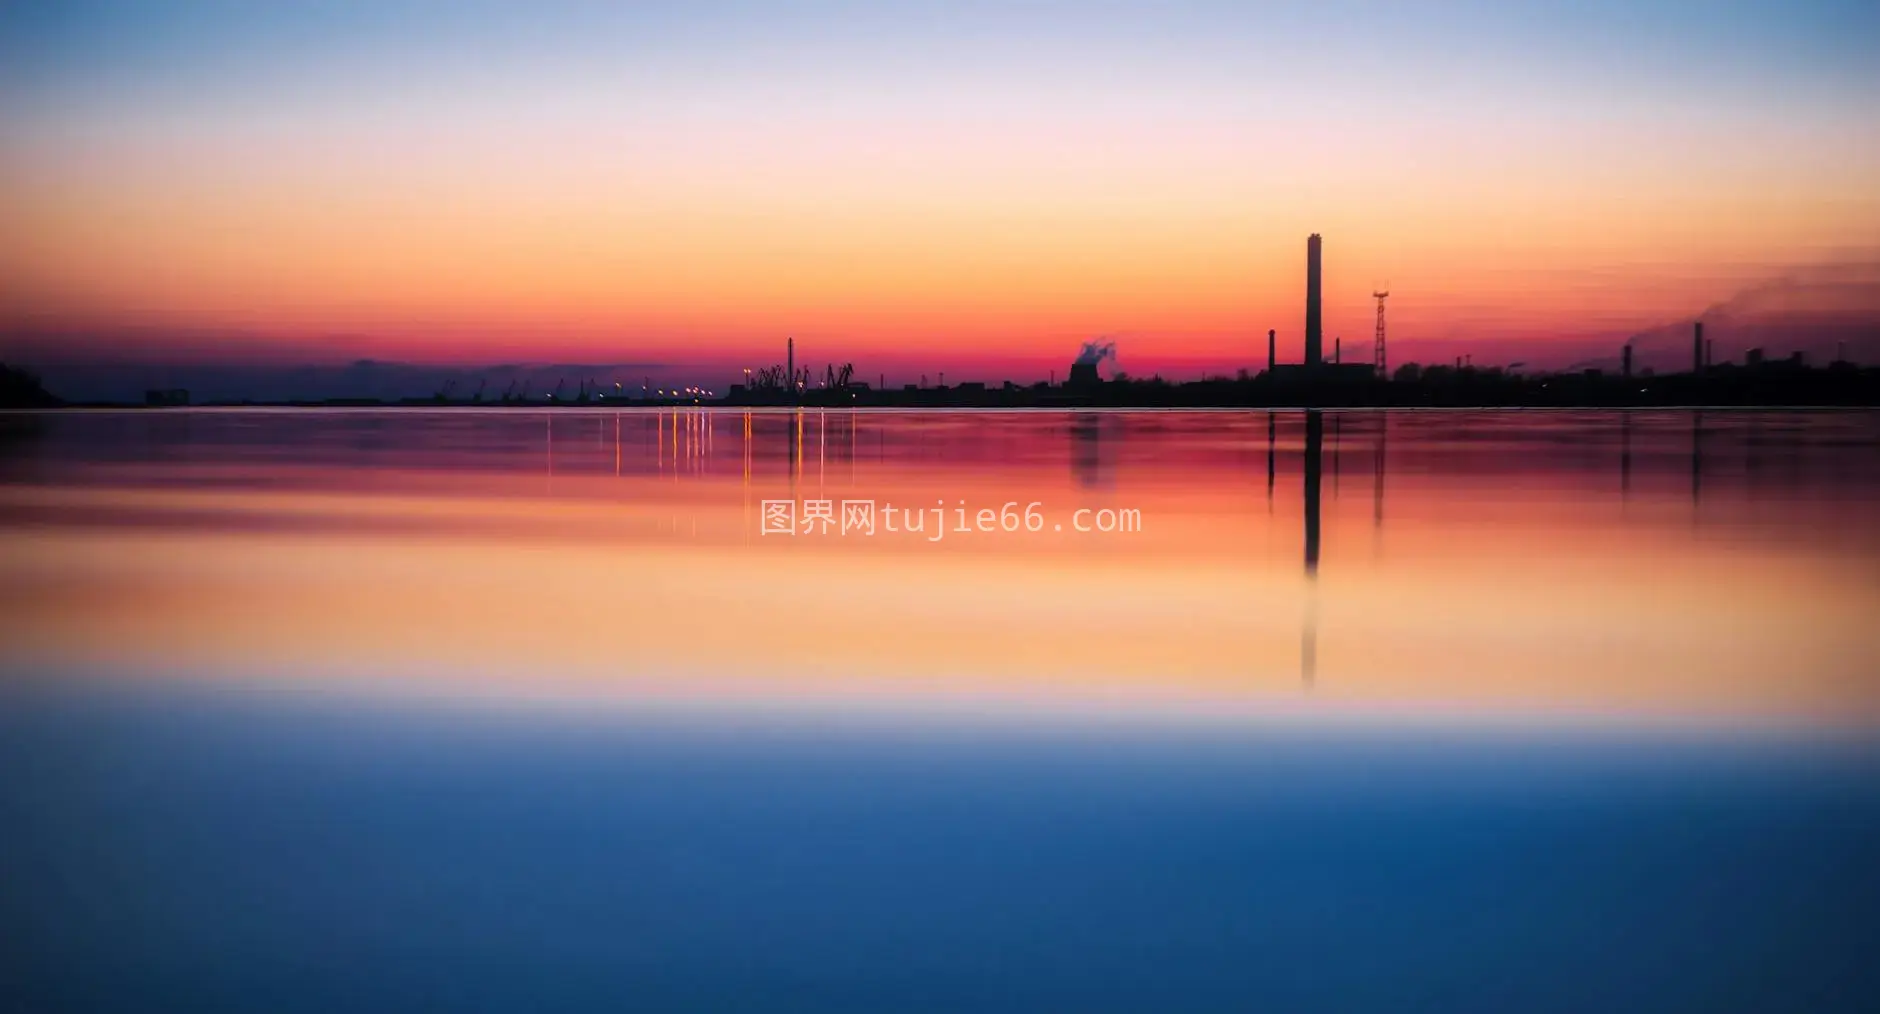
[3,0,1879,389]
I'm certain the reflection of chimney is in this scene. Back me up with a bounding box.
[1305,235,1323,368]
[1302,410,1323,689]
[1304,410,1322,575]
[1621,413,1632,499]
[1692,322,1703,375]
[1268,329,1276,373]
[1266,412,1276,503]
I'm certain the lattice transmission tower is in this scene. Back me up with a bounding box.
[1372,290,1390,375]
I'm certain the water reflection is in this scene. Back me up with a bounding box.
[2,408,1878,722]
[1070,413,1117,490]
[1265,410,1276,511]
[8,409,1880,1014]
[1693,410,1704,514]
[1302,411,1323,689]
[1621,412,1632,502]
[1373,413,1385,532]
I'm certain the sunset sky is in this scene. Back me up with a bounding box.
[4,0,1878,384]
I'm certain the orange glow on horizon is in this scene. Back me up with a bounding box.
[7,110,1877,374]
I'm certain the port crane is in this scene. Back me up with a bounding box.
[822,363,855,390]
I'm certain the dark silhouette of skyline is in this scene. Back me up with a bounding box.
[12,241,1879,409]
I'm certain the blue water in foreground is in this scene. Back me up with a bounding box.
[4,686,1879,1013]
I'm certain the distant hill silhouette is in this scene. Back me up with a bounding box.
[0,363,60,407]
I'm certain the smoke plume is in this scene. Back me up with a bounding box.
[1075,339,1117,367]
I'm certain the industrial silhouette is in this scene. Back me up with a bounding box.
[41,231,1875,409]
[1372,290,1390,375]
[1305,234,1325,370]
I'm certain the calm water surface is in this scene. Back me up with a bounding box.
[3,408,1879,1011]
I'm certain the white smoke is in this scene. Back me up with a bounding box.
[1075,339,1117,367]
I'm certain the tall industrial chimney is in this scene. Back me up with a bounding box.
[1267,329,1276,373]
[1335,337,1342,364]
[1305,235,1323,368]
[1692,322,1703,376]
[787,337,796,399]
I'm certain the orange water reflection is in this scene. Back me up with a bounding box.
[2,409,1877,723]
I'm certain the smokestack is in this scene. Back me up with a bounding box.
[1335,337,1341,364]
[1305,235,1323,368]
[1692,322,1703,376]
[1622,345,1633,378]
[787,337,796,399]
[1267,329,1276,372]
